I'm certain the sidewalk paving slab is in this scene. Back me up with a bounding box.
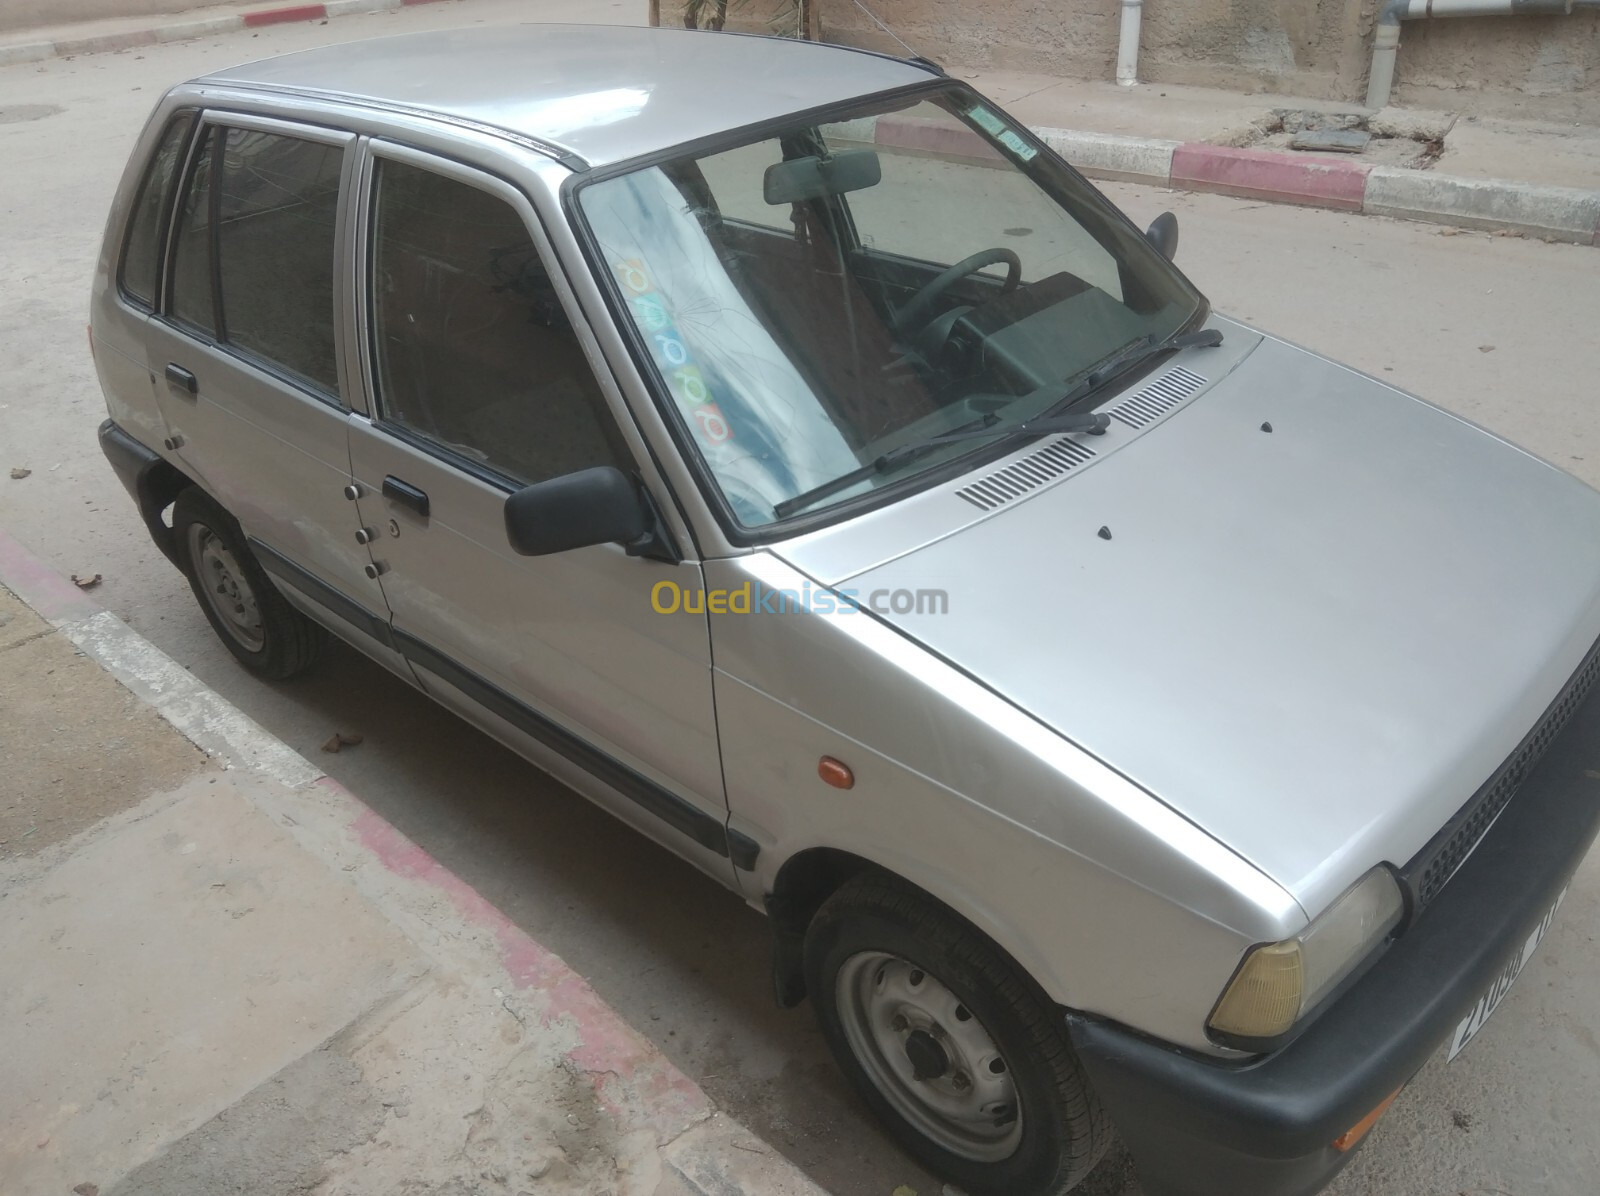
[0,524,826,1196]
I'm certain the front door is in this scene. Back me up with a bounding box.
[145,112,399,667]
[344,143,735,880]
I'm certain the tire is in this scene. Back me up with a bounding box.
[172,487,325,680]
[805,871,1111,1196]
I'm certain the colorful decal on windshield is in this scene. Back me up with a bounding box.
[613,257,731,447]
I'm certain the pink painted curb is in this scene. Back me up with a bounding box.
[243,3,329,27]
[0,527,104,623]
[337,778,711,1128]
[1171,142,1371,212]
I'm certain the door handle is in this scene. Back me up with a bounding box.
[382,475,430,518]
[164,363,198,396]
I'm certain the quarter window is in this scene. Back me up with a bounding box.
[368,159,629,486]
[120,112,193,308]
[168,126,217,336]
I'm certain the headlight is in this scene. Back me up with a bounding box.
[1208,867,1404,1041]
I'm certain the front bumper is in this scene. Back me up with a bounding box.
[1067,665,1600,1196]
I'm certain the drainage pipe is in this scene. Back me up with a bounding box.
[1116,0,1142,86]
[1367,0,1600,110]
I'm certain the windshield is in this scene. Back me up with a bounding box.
[577,87,1204,530]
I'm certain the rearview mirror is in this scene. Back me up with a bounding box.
[504,466,650,557]
[1145,211,1179,261]
[764,149,882,205]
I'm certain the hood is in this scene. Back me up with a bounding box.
[801,334,1600,914]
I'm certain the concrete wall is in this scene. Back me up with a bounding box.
[1393,12,1600,120]
[794,0,1600,121]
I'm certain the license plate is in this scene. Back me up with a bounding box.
[1447,886,1568,1061]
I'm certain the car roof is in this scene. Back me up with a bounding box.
[198,23,938,169]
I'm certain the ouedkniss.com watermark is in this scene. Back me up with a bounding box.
[651,580,949,616]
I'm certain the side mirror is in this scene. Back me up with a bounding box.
[504,466,653,557]
[1145,211,1179,261]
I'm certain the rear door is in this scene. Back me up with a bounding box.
[144,112,401,668]
[344,142,737,881]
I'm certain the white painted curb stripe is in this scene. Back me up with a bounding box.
[1365,165,1600,244]
[61,609,325,787]
[1034,126,1179,185]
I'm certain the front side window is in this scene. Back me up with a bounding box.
[120,111,193,308]
[578,89,1205,530]
[369,159,630,486]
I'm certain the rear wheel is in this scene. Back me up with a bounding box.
[805,872,1110,1196]
[172,488,325,680]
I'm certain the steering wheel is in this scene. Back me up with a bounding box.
[892,247,1022,336]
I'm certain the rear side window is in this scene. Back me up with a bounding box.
[165,123,344,399]
[216,128,344,396]
[120,112,193,309]
[368,159,629,486]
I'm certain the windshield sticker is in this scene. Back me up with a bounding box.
[613,258,732,446]
[966,105,1006,136]
[965,104,1038,162]
[997,129,1038,161]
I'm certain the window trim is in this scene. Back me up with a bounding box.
[155,109,357,410]
[354,137,642,495]
[116,110,197,313]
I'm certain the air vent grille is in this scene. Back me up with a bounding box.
[956,437,1096,511]
[1108,366,1207,429]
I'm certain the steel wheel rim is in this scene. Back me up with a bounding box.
[836,950,1023,1162]
[188,524,264,651]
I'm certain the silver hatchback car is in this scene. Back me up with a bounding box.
[92,24,1600,1196]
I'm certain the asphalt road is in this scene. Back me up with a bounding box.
[3,4,1599,1195]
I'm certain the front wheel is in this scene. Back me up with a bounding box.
[805,872,1110,1196]
[172,488,325,680]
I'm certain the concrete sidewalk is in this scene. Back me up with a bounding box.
[0,533,823,1196]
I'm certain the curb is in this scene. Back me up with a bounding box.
[1034,125,1599,245]
[0,526,824,1196]
[0,0,448,66]
[1170,142,1369,212]
[866,113,1598,245]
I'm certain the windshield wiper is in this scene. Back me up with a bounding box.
[772,325,1223,521]
[773,409,1110,519]
[1041,325,1223,420]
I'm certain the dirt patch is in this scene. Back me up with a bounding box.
[1228,107,1455,170]
[0,587,206,859]
[0,104,63,125]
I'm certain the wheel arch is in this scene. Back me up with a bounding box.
[763,844,1064,1018]
[138,456,195,568]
